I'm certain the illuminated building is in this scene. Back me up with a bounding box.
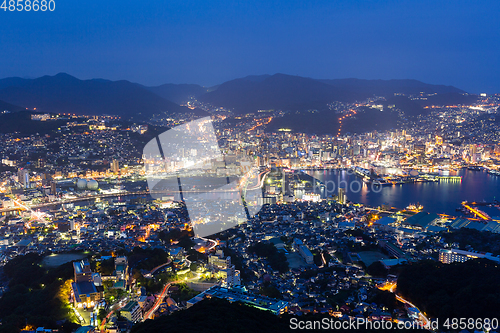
[338,187,346,205]
[208,251,231,269]
[111,159,120,173]
[121,301,142,322]
[71,259,104,308]
[113,256,129,289]
[18,168,30,189]
[439,249,500,264]
[208,250,240,286]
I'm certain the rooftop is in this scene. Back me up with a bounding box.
[74,281,97,296]
[121,301,139,312]
[404,212,439,228]
[189,285,288,315]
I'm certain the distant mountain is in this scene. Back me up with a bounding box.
[147,83,208,105]
[319,78,465,96]
[342,107,402,134]
[200,74,469,114]
[0,99,23,112]
[239,74,272,82]
[0,73,204,120]
[0,73,474,134]
[383,95,428,117]
[0,111,67,134]
[266,110,341,135]
[415,92,478,107]
[199,73,362,113]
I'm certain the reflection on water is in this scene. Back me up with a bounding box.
[306,169,500,215]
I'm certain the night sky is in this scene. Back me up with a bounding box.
[1,0,499,92]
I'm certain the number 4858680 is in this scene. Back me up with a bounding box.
[1,0,55,11]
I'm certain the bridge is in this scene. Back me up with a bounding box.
[462,202,491,220]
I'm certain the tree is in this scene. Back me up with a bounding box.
[98,309,107,322]
[116,310,124,321]
[178,236,194,251]
[367,261,388,277]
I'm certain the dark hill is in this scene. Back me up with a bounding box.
[131,297,421,333]
[415,92,478,107]
[147,83,208,104]
[266,111,340,135]
[200,74,467,114]
[397,259,500,327]
[131,298,288,333]
[342,107,401,134]
[265,96,423,135]
[383,95,427,117]
[0,100,23,112]
[199,73,363,114]
[319,78,465,96]
[0,111,67,135]
[240,74,272,82]
[0,73,203,120]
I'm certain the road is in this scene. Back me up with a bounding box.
[100,299,127,333]
[149,259,172,276]
[378,282,431,328]
[142,276,199,321]
[395,294,430,327]
[142,282,173,320]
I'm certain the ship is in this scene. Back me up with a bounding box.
[488,169,500,176]
[407,203,423,211]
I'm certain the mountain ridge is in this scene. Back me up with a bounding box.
[0,73,205,120]
[0,73,474,129]
[200,73,471,114]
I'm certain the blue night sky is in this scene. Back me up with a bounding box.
[1,0,499,92]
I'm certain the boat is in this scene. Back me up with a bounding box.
[407,203,423,211]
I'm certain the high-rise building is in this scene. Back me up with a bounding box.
[338,187,346,205]
[222,264,241,287]
[111,159,120,173]
[17,168,30,188]
[50,181,57,195]
[470,144,477,156]
[414,143,426,155]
